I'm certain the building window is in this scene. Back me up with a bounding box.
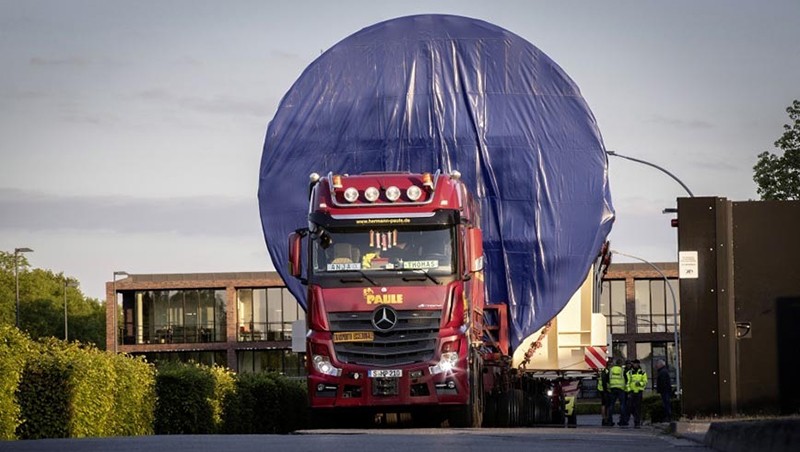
[636,341,677,390]
[237,288,305,341]
[611,341,628,362]
[600,280,626,335]
[635,279,680,333]
[237,350,306,376]
[121,289,227,345]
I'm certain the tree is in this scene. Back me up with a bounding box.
[753,100,800,201]
[0,251,106,348]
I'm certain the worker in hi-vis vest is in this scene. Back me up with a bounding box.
[626,359,648,428]
[606,358,627,426]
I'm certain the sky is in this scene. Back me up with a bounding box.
[1,0,798,300]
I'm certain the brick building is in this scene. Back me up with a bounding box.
[600,261,680,388]
[106,263,679,384]
[105,272,305,374]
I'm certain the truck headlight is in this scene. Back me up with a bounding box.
[429,351,459,376]
[406,185,422,201]
[344,187,359,203]
[312,354,342,377]
[364,186,380,202]
[385,185,401,202]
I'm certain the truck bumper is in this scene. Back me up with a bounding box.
[308,361,470,408]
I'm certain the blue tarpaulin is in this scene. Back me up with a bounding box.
[259,14,614,351]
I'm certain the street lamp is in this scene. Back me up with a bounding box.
[14,247,33,329]
[112,271,129,353]
[64,277,78,341]
[610,250,681,397]
[607,150,695,197]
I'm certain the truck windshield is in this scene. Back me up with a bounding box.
[312,227,455,276]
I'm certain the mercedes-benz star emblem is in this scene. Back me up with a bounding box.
[371,306,398,332]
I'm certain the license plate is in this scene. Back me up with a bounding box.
[333,331,374,343]
[368,369,403,378]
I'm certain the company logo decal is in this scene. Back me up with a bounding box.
[362,287,403,305]
[371,306,398,332]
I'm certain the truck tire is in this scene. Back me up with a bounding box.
[448,352,484,428]
[497,389,524,427]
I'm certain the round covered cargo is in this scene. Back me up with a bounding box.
[259,14,614,351]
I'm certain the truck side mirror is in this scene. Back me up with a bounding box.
[288,231,303,278]
[467,227,484,273]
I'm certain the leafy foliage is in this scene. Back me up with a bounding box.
[14,338,155,439]
[110,353,156,436]
[222,372,308,433]
[753,100,800,201]
[642,394,681,422]
[0,326,33,439]
[0,251,105,347]
[154,361,235,434]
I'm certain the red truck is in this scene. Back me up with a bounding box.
[288,171,608,427]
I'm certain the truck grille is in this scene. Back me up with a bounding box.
[329,310,441,367]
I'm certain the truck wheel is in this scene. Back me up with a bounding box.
[497,389,523,427]
[449,353,484,428]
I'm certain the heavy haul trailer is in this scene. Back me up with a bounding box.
[259,14,615,428]
[286,171,610,427]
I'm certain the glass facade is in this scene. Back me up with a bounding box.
[237,350,306,376]
[635,341,677,390]
[237,288,304,342]
[599,279,626,334]
[120,289,227,345]
[635,279,680,333]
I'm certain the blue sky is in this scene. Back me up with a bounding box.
[1,0,798,299]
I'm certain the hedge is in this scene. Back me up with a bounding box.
[110,353,156,435]
[223,372,308,434]
[13,337,155,439]
[0,326,33,439]
[154,361,235,434]
[643,394,682,422]
[3,327,309,439]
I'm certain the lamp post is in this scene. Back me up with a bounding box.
[14,247,33,329]
[610,249,681,397]
[64,277,78,341]
[607,150,695,197]
[112,271,129,353]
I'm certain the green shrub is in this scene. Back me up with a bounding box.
[154,361,234,434]
[16,339,116,438]
[575,401,602,415]
[223,373,307,433]
[111,353,156,435]
[209,365,236,431]
[15,339,155,439]
[0,326,33,440]
[643,394,682,422]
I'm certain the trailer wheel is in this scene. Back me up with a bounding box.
[483,393,498,427]
[533,394,552,424]
[497,389,524,427]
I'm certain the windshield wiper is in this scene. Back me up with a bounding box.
[401,269,441,285]
[339,270,377,286]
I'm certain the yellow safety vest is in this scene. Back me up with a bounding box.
[597,369,607,392]
[608,366,625,389]
[628,369,648,393]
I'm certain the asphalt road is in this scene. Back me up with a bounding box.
[0,416,706,452]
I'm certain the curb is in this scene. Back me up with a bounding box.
[704,419,800,452]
